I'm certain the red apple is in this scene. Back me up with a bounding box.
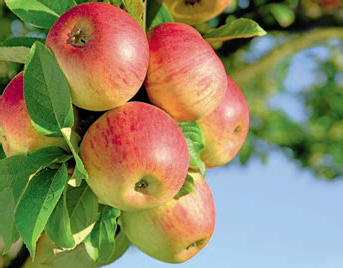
[121,171,215,263]
[145,22,227,122]
[198,75,249,168]
[45,2,149,111]
[0,72,68,157]
[161,0,231,25]
[80,102,189,211]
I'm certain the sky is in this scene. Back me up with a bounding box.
[108,151,343,268]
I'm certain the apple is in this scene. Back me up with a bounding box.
[80,101,189,211]
[145,22,227,122]
[161,0,231,25]
[120,171,215,263]
[197,75,249,168]
[0,72,68,157]
[45,2,149,111]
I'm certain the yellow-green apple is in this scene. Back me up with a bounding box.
[0,72,67,157]
[120,171,215,263]
[45,2,149,111]
[80,101,189,211]
[145,22,227,122]
[198,75,249,168]
[161,0,231,25]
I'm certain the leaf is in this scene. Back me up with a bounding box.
[11,146,71,206]
[238,133,253,165]
[178,122,206,176]
[146,0,174,32]
[27,234,97,268]
[24,41,74,137]
[2,37,46,48]
[45,189,75,249]
[47,243,97,268]
[0,155,27,192]
[0,187,19,253]
[84,205,121,262]
[122,0,144,29]
[4,0,77,29]
[95,229,130,267]
[269,3,295,28]
[109,0,122,6]
[15,164,69,258]
[203,18,267,44]
[61,128,88,180]
[174,173,195,198]
[66,181,98,235]
[0,46,30,63]
[0,145,6,159]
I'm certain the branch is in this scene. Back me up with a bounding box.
[228,27,343,89]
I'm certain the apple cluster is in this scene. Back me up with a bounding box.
[0,2,249,265]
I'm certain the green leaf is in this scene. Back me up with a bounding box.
[4,0,77,29]
[269,3,295,28]
[0,46,30,63]
[45,189,75,249]
[174,173,195,198]
[178,122,206,176]
[31,235,97,268]
[108,0,122,6]
[84,205,121,262]
[95,229,130,267]
[11,146,71,206]
[61,128,88,180]
[0,155,27,192]
[146,0,174,32]
[0,187,19,254]
[2,37,46,48]
[24,41,74,137]
[122,0,144,29]
[238,133,253,165]
[0,145,6,159]
[203,18,267,44]
[66,181,98,235]
[45,243,97,268]
[15,164,69,258]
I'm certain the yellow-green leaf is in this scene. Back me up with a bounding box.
[204,18,267,44]
[0,46,30,63]
[122,0,144,29]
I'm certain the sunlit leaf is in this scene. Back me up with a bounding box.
[204,18,267,44]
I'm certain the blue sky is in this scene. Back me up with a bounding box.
[108,151,343,268]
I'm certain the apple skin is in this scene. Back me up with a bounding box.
[145,22,227,122]
[161,0,231,25]
[80,101,189,211]
[121,171,215,263]
[197,75,249,168]
[45,2,149,111]
[0,72,68,157]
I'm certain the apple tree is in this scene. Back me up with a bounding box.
[0,0,266,267]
